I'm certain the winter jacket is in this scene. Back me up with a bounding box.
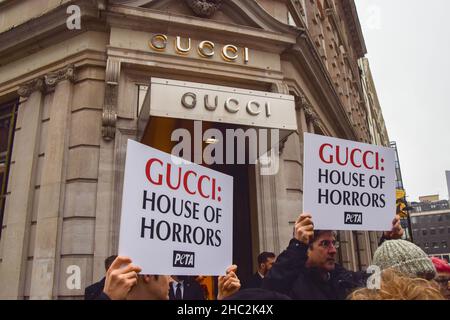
[262,238,368,300]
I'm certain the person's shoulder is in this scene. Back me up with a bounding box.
[95,292,111,300]
[332,264,367,288]
[252,272,263,280]
[84,277,106,298]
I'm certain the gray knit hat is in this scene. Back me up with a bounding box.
[372,240,436,279]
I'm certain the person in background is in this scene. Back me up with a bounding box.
[243,252,276,289]
[99,256,240,300]
[169,275,205,300]
[84,255,117,300]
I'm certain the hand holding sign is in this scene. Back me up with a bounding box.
[217,265,241,300]
[383,215,404,240]
[294,213,314,245]
[103,256,142,300]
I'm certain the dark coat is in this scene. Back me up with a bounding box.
[85,277,106,300]
[262,238,368,300]
[243,272,264,289]
[169,279,205,300]
[225,288,291,300]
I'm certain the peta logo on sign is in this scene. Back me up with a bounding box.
[344,212,363,225]
[173,251,195,268]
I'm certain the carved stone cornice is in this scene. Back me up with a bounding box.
[303,104,319,123]
[184,0,223,18]
[44,64,76,91]
[295,93,310,111]
[17,78,45,97]
[295,93,325,134]
[295,94,318,121]
[17,64,76,97]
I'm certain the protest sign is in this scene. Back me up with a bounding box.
[119,140,233,275]
[303,133,395,231]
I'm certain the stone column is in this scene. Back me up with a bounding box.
[30,65,75,299]
[297,104,308,135]
[93,58,121,280]
[0,79,44,299]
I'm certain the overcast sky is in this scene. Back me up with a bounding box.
[355,0,450,202]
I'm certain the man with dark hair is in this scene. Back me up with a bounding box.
[84,255,118,300]
[243,251,276,289]
[262,213,404,300]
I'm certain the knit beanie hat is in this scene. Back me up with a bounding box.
[372,240,436,279]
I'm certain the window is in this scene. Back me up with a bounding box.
[433,242,439,249]
[430,229,436,235]
[422,229,427,236]
[424,242,429,248]
[411,217,417,224]
[438,215,443,222]
[442,241,448,249]
[439,228,445,234]
[0,100,18,238]
[446,214,450,221]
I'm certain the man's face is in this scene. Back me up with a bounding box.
[307,232,337,272]
[139,275,172,300]
[260,257,276,276]
[155,275,172,300]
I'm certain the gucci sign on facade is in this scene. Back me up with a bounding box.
[149,34,250,64]
[139,78,297,131]
[180,92,272,118]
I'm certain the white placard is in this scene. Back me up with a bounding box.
[119,140,233,275]
[303,133,396,231]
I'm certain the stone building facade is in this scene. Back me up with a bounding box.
[359,57,389,147]
[0,0,385,299]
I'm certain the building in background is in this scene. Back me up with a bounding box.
[0,0,385,299]
[410,195,450,262]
